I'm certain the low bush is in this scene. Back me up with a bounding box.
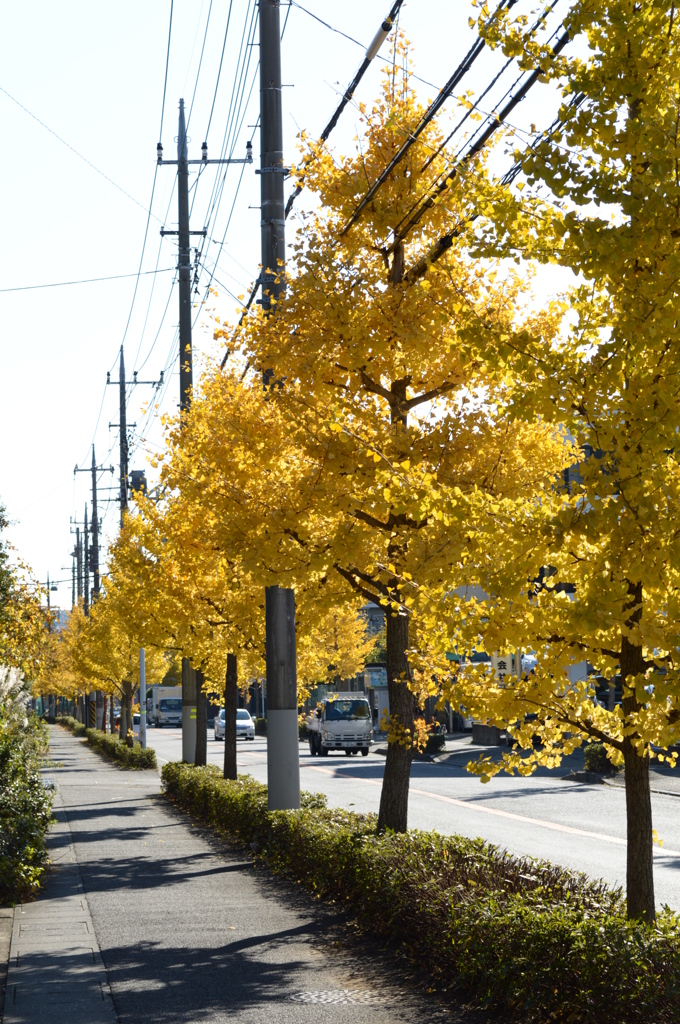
[254,717,266,736]
[162,762,680,1023]
[56,718,156,769]
[85,729,157,769]
[584,742,618,774]
[1,670,53,904]
[56,715,86,737]
[424,731,445,755]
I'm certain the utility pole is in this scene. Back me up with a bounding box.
[74,453,113,600]
[91,447,100,598]
[71,550,76,609]
[259,0,287,312]
[119,348,127,526]
[107,348,162,526]
[265,587,300,809]
[259,0,299,811]
[83,504,90,617]
[157,98,251,763]
[76,529,82,603]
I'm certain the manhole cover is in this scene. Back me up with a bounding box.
[288,991,385,1005]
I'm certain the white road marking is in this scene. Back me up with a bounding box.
[304,764,680,857]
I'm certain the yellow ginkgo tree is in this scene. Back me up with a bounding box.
[218,61,569,831]
[413,0,680,923]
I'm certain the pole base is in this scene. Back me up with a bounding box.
[182,705,197,763]
[266,709,300,810]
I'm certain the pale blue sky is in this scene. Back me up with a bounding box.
[0,0,569,607]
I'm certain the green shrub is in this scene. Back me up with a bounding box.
[0,706,53,905]
[255,717,266,736]
[56,715,86,737]
[424,731,445,755]
[58,718,156,768]
[584,742,616,774]
[85,729,157,769]
[162,762,680,1023]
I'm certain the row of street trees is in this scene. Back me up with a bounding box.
[49,1,680,924]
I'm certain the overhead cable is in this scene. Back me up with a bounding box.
[391,28,571,259]
[285,0,405,218]
[403,70,579,287]
[0,84,161,221]
[339,0,518,237]
[0,268,174,294]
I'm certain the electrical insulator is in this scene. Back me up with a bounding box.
[157,142,163,164]
[201,141,208,161]
[366,17,392,61]
[246,139,253,163]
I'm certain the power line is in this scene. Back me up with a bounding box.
[187,0,215,128]
[285,0,405,218]
[0,268,174,294]
[390,27,571,258]
[339,0,518,237]
[204,0,236,142]
[0,84,161,221]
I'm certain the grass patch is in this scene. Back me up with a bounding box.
[57,718,157,769]
[161,762,680,1023]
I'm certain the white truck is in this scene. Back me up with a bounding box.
[307,693,373,757]
[148,686,183,728]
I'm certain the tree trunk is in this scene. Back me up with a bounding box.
[195,671,207,766]
[122,681,134,747]
[223,654,238,780]
[118,697,126,742]
[377,608,414,832]
[620,587,655,922]
[622,735,655,922]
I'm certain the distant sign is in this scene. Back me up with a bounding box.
[490,653,521,684]
[364,666,387,688]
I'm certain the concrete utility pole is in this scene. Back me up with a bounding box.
[76,529,82,603]
[265,587,300,809]
[139,648,147,749]
[259,0,286,312]
[107,348,162,528]
[119,348,128,526]
[71,550,76,609]
[83,505,90,617]
[157,98,251,763]
[90,446,101,599]
[259,0,300,810]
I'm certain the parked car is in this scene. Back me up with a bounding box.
[214,708,255,741]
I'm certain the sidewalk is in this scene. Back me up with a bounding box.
[5,727,453,1024]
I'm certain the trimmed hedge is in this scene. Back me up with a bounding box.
[57,715,86,737]
[85,728,157,769]
[0,713,53,905]
[57,718,157,769]
[162,762,680,1023]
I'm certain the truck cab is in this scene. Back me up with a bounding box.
[307,693,373,757]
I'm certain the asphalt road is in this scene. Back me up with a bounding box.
[151,728,680,910]
[45,728,455,1024]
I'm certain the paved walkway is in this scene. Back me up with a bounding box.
[4,728,458,1024]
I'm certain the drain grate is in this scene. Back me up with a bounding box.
[288,990,385,1005]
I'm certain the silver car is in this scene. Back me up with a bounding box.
[214,708,255,741]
